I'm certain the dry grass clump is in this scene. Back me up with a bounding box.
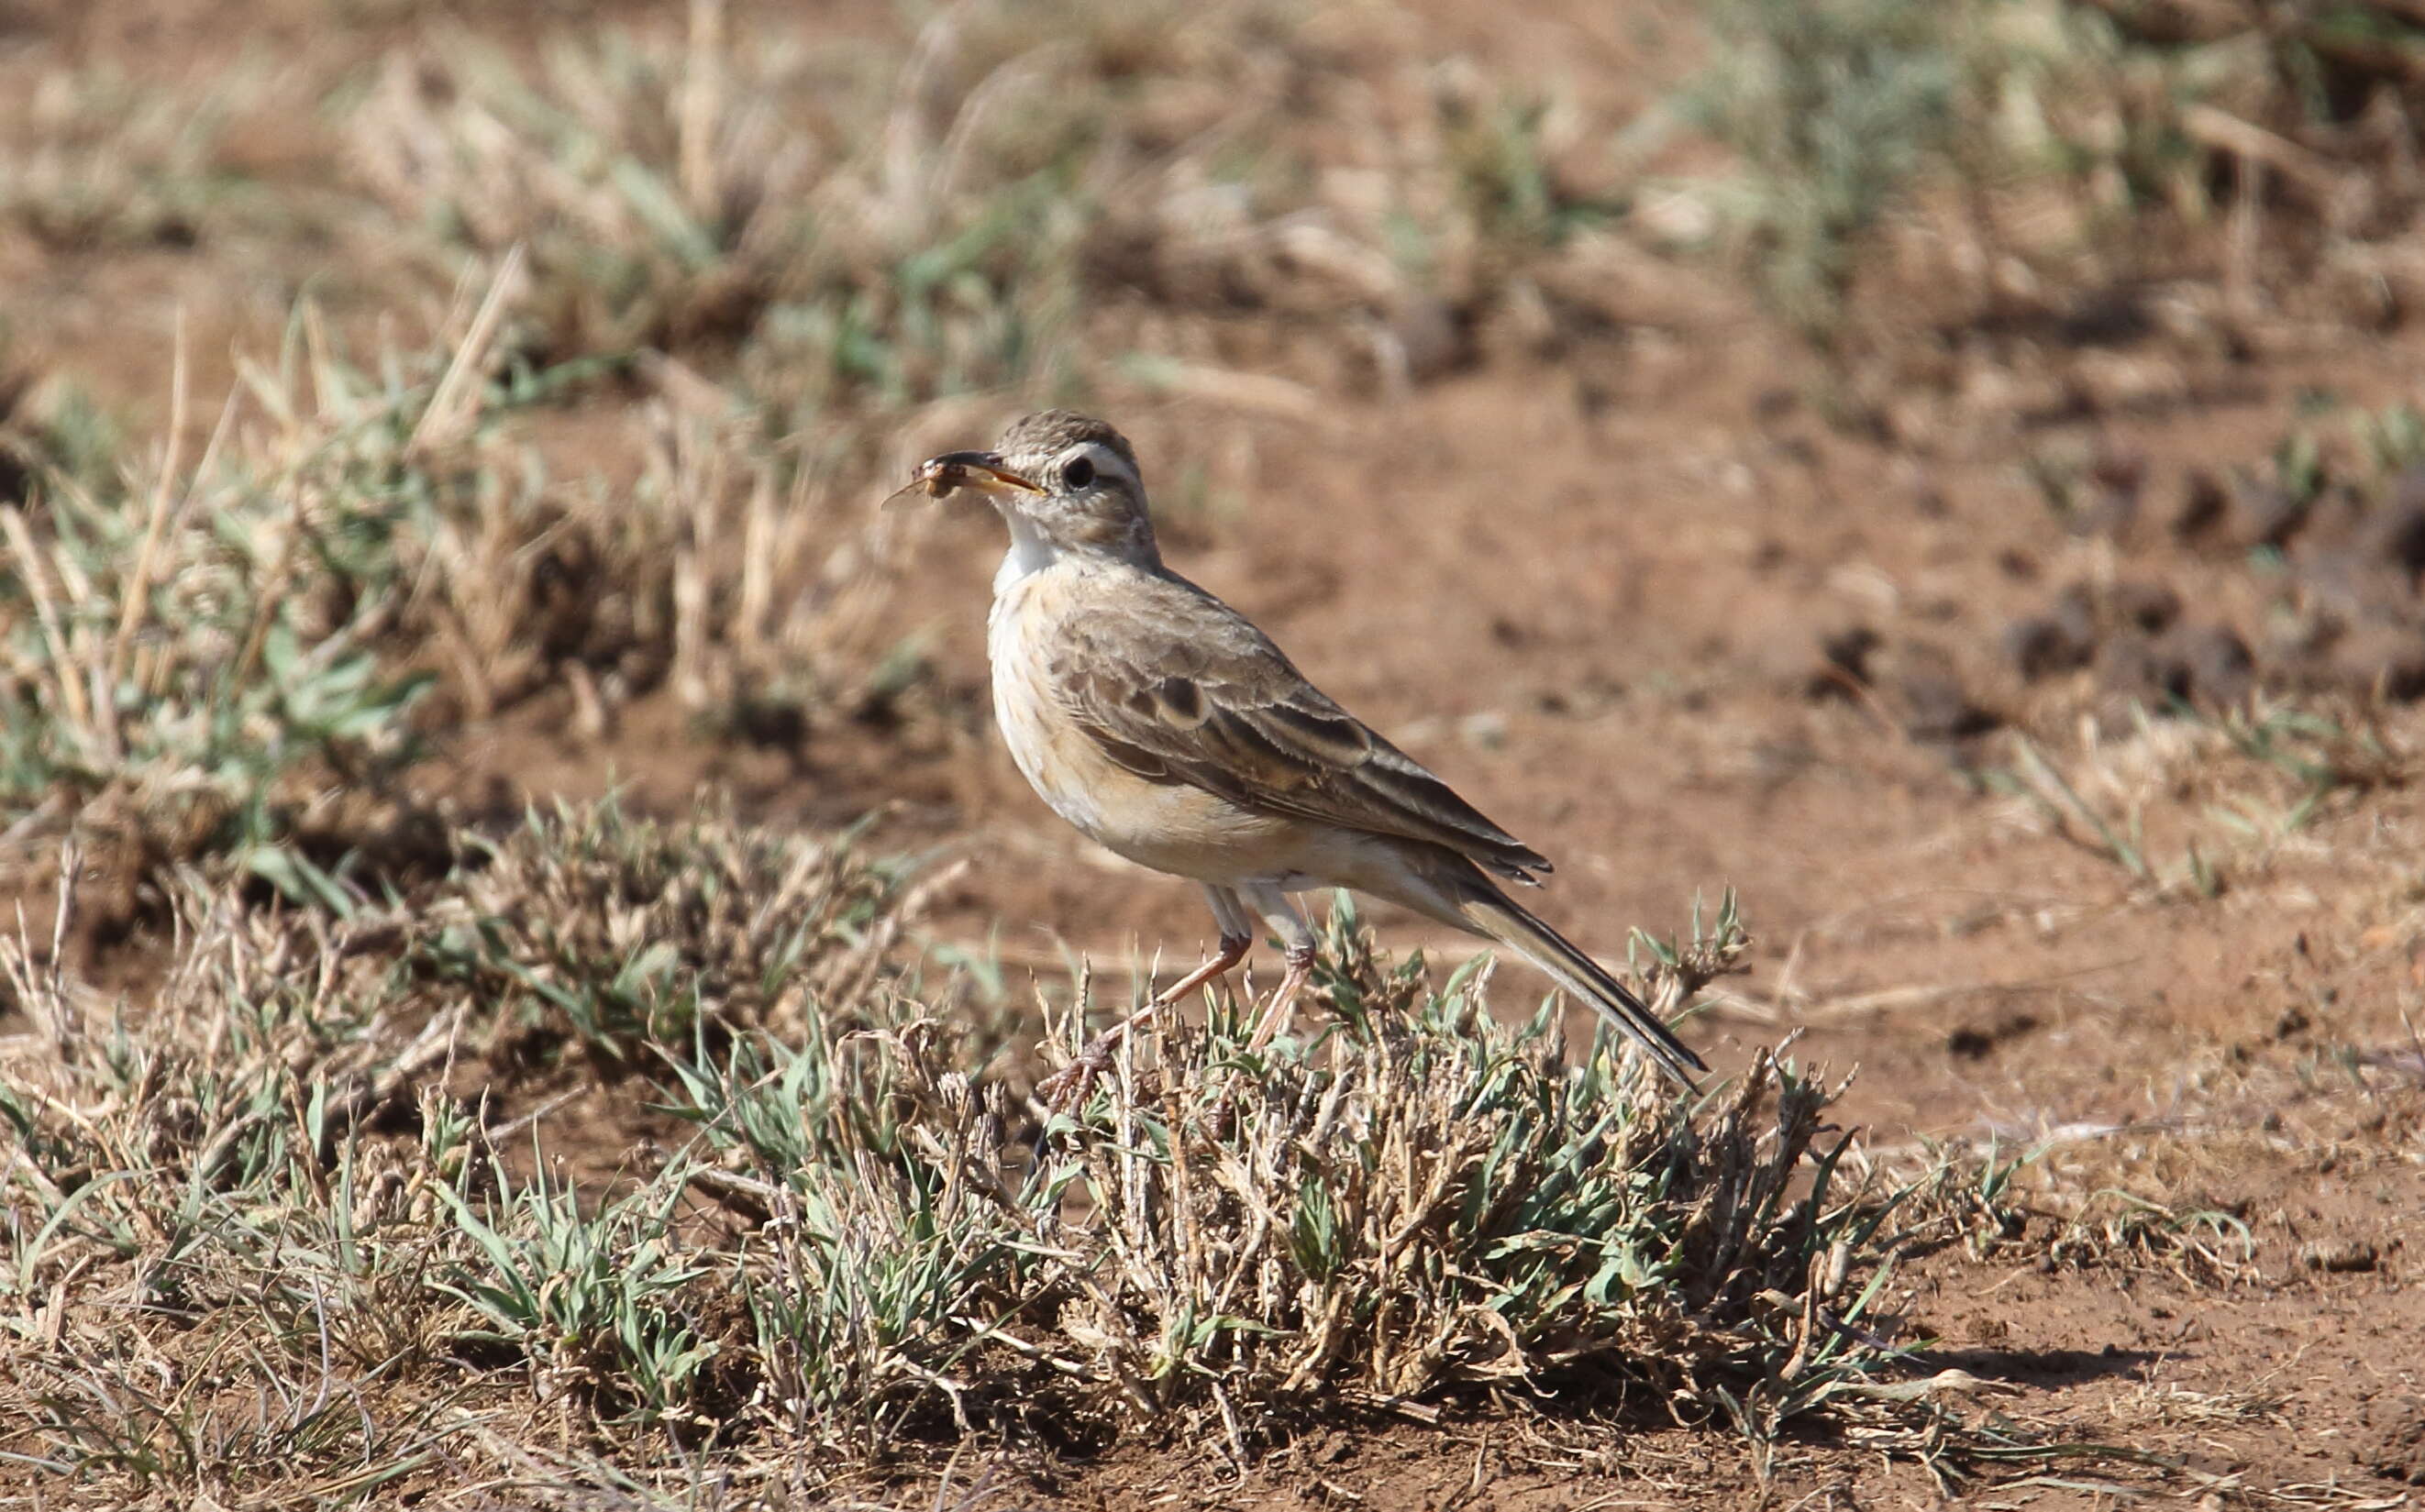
[0,281,906,898]
[1667,0,2425,344]
[394,382,912,736]
[0,801,1977,1503]
[0,64,257,249]
[1881,1133,2256,1286]
[1019,919,1886,1447]
[342,0,1640,415]
[1986,696,2412,899]
[609,396,922,732]
[342,1,1175,392]
[419,797,919,1061]
[345,14,826,359]
[0,324,452,899]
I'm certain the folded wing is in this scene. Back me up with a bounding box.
[1052,572,1553,884]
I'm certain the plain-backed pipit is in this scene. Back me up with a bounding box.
[903,411,1707,1100]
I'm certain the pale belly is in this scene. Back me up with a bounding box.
[988,567,1348,888]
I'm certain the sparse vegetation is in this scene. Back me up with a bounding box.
[0,801,1974,1501]
[1885,1132,2256,1285]
[0,274,908,903]
[0,64,257,248]
[4,0,2424,1503]
[1670,0,2425,342]
[1985,700,2410,899]
[0,319,458,899]
[338,0,1674,422]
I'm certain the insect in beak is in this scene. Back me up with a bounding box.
[882,450,1046,508]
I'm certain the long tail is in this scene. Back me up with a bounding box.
[1456,882,1708,1091]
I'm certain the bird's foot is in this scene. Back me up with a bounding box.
[1037,1032,1121,1113]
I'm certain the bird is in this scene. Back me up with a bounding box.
[900,410,1707,1102]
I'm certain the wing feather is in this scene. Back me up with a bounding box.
[1051,572,1551,882]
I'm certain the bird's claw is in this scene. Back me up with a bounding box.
[1037,1036,1118,1114]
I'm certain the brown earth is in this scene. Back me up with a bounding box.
[9,0,2425,1506]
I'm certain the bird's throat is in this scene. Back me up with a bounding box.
[993,512,1061,593]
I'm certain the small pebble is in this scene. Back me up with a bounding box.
[2233,479,2309,548]
[2331,624,2425,701]
[1900,670,1998,740]
[2109,580,2181,634]
[2003,616,2091,681]
[2052,581,2100,645]
[2096,632,2190,710]
[2173,624,2256,707]
[2174,468,2229,540]
[2363,500,2425,578]
[1816,626,1881,690]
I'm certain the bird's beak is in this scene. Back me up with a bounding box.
[883,449,1045,508]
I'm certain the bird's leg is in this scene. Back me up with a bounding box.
[1039,931,1250,1110]
[1103,933,1253,1048]
[1237,883,1319,1053]
[1245,938,1317,1052]
[1198,895,1318,1140]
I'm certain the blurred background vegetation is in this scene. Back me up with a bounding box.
[11,0,2425,894]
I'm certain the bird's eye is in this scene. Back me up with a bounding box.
[1062,456,1096,490]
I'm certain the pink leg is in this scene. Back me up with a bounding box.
[1244,940,1317,1052]
[1208,926,1318,1137]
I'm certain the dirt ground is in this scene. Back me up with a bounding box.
[8,0,2425,1506]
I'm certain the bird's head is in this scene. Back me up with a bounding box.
[902,410,1159,566]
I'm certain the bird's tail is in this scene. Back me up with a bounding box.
[1456,883,1707,1091]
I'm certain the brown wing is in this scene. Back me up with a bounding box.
[1051,570,1552,883]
